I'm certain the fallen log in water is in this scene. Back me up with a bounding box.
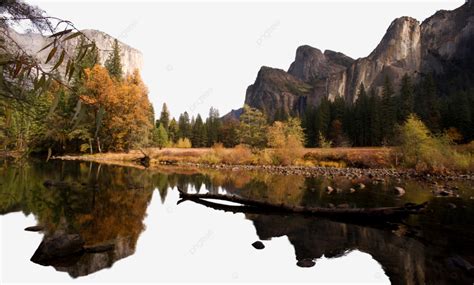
[177,188,427,219]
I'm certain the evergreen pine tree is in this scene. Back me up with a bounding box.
[168,118,179,143]
[191,114,206,147]
[178,112,191,139]
[380,76,396,144]
[368,89,382,146]
[159,103,170,131]
[397,74,415,123]
[416,74,441,132]
[206,107,221,147]
[105,39,123,80]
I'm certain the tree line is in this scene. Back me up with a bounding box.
[301,74,473,147]
[1,38,154,154]
[154,73,473,149]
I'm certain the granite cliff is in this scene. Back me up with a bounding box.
[243,1,474,121]
[8,29,143,76]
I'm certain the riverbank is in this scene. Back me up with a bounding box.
[53,147,473,182]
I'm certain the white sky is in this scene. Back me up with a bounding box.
[25,0,464,119]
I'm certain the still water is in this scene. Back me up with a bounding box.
[0,159,473,284]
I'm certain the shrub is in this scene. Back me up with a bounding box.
[267,118,305,165]
[222,144,253,165]
[175,138,192,148]
[199,153,221,165]
[318,132,332,148]
[398,114,473,172]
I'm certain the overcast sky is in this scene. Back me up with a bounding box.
[26,0,464,119]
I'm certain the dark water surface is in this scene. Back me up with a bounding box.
[1,159,473,284]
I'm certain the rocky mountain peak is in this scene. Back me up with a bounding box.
[369,16,421,70]
[231,1,473,121]
[8,28,143,77]
[288,45,353,82]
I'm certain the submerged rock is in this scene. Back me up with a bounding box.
[252,241,265,250]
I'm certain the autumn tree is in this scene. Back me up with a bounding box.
[237,105,268,149]
[267,118,305,165]
[81,66,153,151]
[219,119,239,147]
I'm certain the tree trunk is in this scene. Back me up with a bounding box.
[177,188,427,219]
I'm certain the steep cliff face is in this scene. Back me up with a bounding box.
[242,1,473,121]
[421,2,474,72]
[244,66,312,119]
[9,29,143,76]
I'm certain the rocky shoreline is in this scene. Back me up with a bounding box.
[177,162,473,181]
[54,154,473,182]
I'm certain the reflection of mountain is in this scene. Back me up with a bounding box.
[247,212,474,285]
[54,236,135,278]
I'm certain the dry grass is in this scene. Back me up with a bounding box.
[303,147,393,168]
[55,147,393,168]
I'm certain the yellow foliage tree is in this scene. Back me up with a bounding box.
[81,66,153,151]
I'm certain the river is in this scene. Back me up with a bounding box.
[0,159,473,284]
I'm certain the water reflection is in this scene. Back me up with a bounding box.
[1,160,473,284]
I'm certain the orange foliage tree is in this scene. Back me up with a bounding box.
[81,65,153,151]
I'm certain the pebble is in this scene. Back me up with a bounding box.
[394,187,406,197]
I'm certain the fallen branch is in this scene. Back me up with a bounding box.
[177,188,427,219]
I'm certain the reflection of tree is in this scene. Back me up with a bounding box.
[3,161,473,282]
[0,160,157,277]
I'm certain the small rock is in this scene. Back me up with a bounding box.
[326,186,334,194]
[394,187,405,197]
[25,226,44,232]
[435,189,454,197]
[337,203,350,209]
[349,188,356,193]
[297,258,316,268]
[357,183,366,190]
[328,203,335,208]
[447,203,457,209]
[252,241,265,250]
